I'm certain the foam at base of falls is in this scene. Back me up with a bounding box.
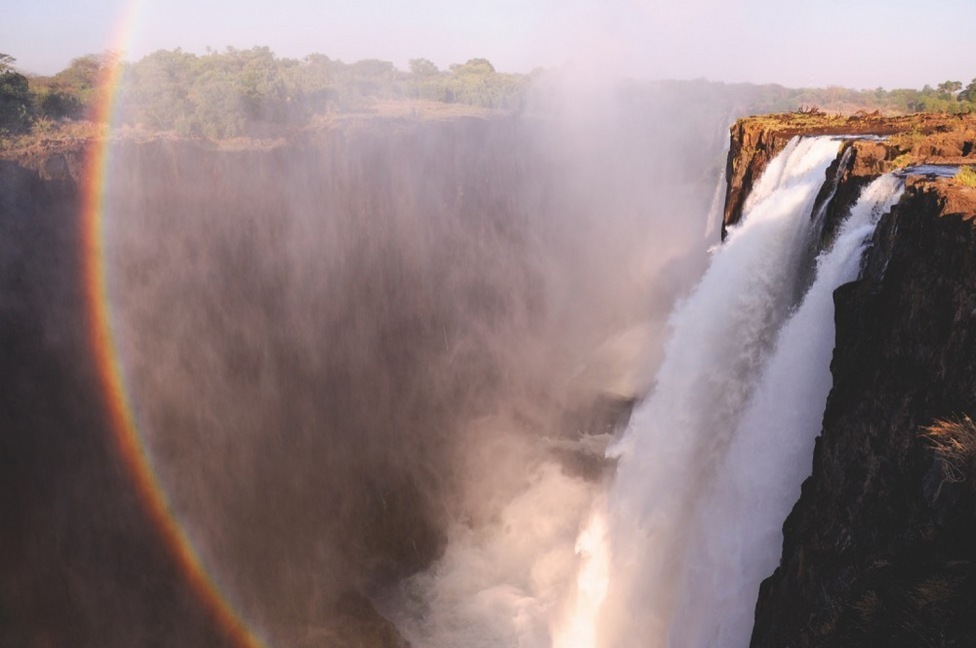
[379,462,597,648]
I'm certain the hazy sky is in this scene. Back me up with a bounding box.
[4,0,975,89]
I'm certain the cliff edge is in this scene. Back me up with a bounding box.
[723,112,976,237]
[728,114,976,647]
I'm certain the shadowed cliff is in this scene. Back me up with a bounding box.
[0,158,236,647]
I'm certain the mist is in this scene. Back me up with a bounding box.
[85,70,731,645]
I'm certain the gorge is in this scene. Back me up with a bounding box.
[3,105,976,648]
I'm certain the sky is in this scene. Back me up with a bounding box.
[3,0,975,90]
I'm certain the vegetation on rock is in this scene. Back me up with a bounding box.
[922,417,976,491]
[0,54,33,132]
[955,165,976,188]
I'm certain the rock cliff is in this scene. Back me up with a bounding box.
[726,114,976,647]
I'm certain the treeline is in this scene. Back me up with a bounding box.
[621,78,976,117]
[118,48,529,137]
[2,47,976,139]
[0,48,528,138]
[772,79,976,114]
[1,51,111,131]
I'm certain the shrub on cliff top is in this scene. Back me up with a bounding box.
[954,166,976,188]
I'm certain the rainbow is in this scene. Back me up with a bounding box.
[80,7,263,646]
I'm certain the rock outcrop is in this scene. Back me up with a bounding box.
[723,112,976,237]
[726,114,976,647]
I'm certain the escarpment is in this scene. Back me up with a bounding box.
[727,114,976,647]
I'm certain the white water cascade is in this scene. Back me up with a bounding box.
[667,172,904,647]
[591,136,845,647]
[585,142,904,648]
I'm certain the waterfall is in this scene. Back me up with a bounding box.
[703,164,728,246]
[593,136,845,647]
[811,144,854,232]
[583,138,905,647]
[667,172,904,647]
[797,144,855,291]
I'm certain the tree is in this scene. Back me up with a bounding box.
[961,78,976,104]
[39,51,122,119]
[284,54,336,114]
[38,90,84,119]
[0,53,16,74]
[407,58,447,101]
[409,58,438,76]
[232,46,288,122]
[937,80,963,98]
[442,58,526,108]
[116,48,196,131]
[453,58,495,74]
[0,53,33,131]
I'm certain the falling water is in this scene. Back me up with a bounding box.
[796,144,855,291]
[667,172,904,647]
[592,136,844,647]
[702,164,728,246]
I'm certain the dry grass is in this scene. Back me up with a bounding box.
[890,153,913,169]
[852,590,882,622]
[911,577,956,609]
[0,118,105,154]
[955,166,976,188]
[888,127,925,152]
[920,415,976,486]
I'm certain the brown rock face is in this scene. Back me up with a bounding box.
[750,168,976,647]
[723,112,976,237]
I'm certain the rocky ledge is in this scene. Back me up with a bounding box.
[729,113,976,648]
[723,112,976,237]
